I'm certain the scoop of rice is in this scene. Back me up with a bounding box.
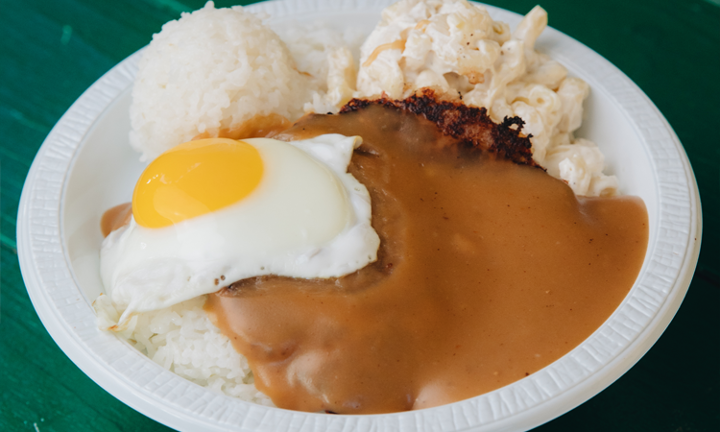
[129,1,316,161]
[94,294,274,405]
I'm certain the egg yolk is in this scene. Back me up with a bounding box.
[132,138,263,228]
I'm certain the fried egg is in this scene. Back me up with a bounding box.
[100,135,379,326]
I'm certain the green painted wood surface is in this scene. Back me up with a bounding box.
[1,0,718,430]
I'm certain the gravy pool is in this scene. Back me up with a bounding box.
[202,105,649,414]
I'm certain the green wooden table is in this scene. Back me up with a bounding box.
[1,0,718,430]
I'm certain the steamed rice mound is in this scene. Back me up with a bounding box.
[129,2,315,161]
[96,295,274,405]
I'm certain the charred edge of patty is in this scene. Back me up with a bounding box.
[341,89,542,169]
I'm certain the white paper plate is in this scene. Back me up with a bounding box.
[18,0,702,431]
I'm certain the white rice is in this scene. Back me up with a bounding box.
[98,295,273,405]
[129,2,318,162]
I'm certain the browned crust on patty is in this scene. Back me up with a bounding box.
[340,89,542,168]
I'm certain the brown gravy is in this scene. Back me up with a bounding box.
[199,105,648,414]
[192,113,291,141]
[100,202,133,237]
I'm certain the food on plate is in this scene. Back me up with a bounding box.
[93,0,649,414]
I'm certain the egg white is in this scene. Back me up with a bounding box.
[100,135,380,327]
